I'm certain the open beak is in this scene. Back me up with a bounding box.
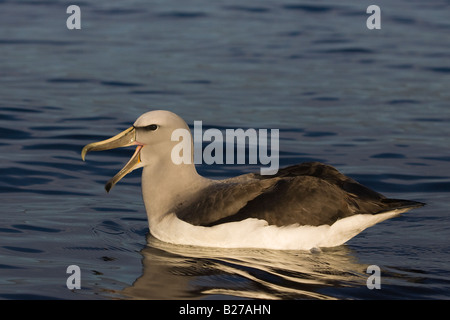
[82,126,143,192]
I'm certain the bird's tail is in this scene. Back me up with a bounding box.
[377,198,425,214]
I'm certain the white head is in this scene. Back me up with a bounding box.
[133,110,191,166]
[82,110,194,192]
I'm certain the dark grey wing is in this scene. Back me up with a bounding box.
[179,162,425,227]
[175,178,276,226]
[252,161,384,200]
[205,175,359,227]
[260,162,424,215]
[207,176,423,227]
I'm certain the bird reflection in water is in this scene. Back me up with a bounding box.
[118,235,373,300]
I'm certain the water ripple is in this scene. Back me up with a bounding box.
[2,246,44,254]
[282,4,334,13]
[11,224,61,233]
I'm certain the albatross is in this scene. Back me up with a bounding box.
[81,110,424,250]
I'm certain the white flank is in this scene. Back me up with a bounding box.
[149,209,406,251]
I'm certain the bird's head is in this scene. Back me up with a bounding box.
[82,110,191,192]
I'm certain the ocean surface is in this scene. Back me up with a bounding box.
[0,0,449,300]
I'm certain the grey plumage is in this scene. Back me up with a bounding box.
[176,162,425,227]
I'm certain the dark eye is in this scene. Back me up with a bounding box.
[143,124,158,131]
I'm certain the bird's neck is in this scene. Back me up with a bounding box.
[141,160,210,225]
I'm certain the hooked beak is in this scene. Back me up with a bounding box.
[82,126,143,192]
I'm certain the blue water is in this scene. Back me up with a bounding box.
[1,0,449,300]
